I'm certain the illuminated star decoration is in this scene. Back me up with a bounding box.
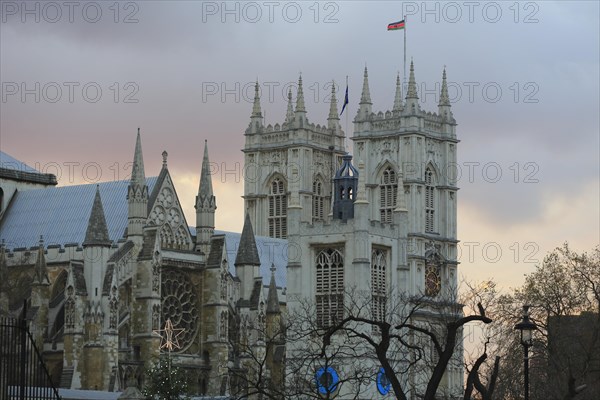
[153,319,185,352]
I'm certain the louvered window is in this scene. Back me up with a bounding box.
[316,248,344,329]
[371,248,388,330]
[268,177,287,238]
[425,168,435,233]
[379,167,398,223]
[312,179,325,222]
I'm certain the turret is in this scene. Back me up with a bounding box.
[195,140,217,256]
[235,213,261,300]
[127,129,149,243]
[83,186,111,303]
[332,154,358,221]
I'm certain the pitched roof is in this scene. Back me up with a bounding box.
[0,151,57,185]
[0,178,157,249]
[0,151,39,173]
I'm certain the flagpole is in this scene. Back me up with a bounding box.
[345,75,349,148]
[403,14,407,89]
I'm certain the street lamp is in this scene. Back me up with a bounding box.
[514,305,537,400]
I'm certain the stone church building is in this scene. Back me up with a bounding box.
[0,62,460,398]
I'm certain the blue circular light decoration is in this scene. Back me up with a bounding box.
[377,367,391,395]
[315,366,340,395]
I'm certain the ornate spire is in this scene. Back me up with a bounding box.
[195,140,216,255]
[285,87,295,124]
[406,60,418,100]
[84,186,111,247]
[405,60,420,114]
[234,213,261,266]
[327,81,340,131]
[295,74,306,113]
[251,80,262,118]
[393,72,403,114]
[198,140,215,206]
[356,66,373,121]
[33,236,49,285]
[130,128,146,188]
[439,67,450,106]
[162,150,168,169]
[266,264,280,314]
[360,66,372,105]
[127,130,148,240]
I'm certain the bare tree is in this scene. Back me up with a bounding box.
[231,283,500,400]
[487,244,600,400]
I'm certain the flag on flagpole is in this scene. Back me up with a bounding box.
[340,83,349,116]
[387,19,405,30]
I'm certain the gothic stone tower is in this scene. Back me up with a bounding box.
[268,64,460,398]
[243,78,347,239]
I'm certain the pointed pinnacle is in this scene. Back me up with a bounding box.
[235,213,261,266]
[131,130,147,186]
[198,140,214,198]
[328,81,339,120]
[295,74,306,113]
[360,66,372,104]
[251,81,262,118]
[393,72,403,111]
[285,87,295,123]
[84,185,111,246]
[439,67,451,107]
[406,60,418,99]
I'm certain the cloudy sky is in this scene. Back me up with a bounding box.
[1,0,598,291]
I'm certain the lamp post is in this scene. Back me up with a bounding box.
[514,305,537,400]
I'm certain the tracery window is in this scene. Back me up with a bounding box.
[315,248,344,328]
[371,248,388,325]
[268,177,287,238]
[161,269,199,352]
[380,167,398,223]
[425,167,435,233]
[312,178,325,222]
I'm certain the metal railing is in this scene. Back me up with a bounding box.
[0,303,61,400]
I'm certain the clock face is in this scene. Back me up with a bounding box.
[425,264,441,297]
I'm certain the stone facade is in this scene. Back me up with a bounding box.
[0,61,461,399]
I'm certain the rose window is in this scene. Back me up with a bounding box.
[161,269,199,352]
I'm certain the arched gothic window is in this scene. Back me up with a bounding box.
[380,167,398,223]
[425,167,435,233]
[315,248,344,328]
[268,177,287,238]
[312,178,325,222]
[371,248,387,325]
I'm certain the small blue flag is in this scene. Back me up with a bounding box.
[340,85,349,116]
